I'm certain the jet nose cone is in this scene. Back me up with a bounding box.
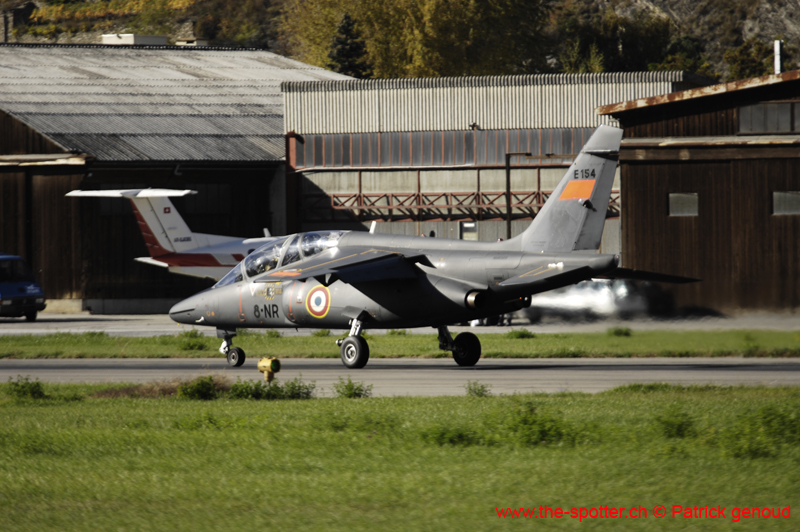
[170,296,200,325]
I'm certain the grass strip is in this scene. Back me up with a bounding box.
[0,329,799,359]
[0,382,798,531]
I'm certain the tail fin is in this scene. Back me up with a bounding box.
[519,125,622,253]
[66,189,198,257]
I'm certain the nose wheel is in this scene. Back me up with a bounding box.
[226,347,246,367]
[218,329,246,367]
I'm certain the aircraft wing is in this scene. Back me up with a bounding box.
[254,247,420,285]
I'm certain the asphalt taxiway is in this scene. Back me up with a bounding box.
[1,357,798,397]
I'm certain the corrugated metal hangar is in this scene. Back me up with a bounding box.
[281,73,710,243]
[598,70,800,313]
[0,43,349,312]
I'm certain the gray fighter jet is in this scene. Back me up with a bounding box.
[170,125,693,368]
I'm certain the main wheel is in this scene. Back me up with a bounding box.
[453,332,481,367]
[227,347,246,367]
[340,336,370,369]
[24,312,37,322]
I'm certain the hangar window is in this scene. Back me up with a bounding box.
[773,191,800,215]
[739,103,795,134]
[669,193,698,217]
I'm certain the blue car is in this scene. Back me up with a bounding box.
[0,254,46,321]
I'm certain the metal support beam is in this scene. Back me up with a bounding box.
[505,152,532,239]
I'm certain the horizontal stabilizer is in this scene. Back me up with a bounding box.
[500,265,592,289]
[599,268,700,284]
[134,257,169,268]
[66,189,196,198]
[500,255,618,289]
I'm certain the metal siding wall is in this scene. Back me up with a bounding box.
[283,74,702,134]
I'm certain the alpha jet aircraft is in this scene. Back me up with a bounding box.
[170,125,692,369]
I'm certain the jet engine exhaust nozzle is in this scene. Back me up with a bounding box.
[466,291,486,309]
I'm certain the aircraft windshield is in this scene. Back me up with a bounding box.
[243,237,290,278]
[236,231,346,281]
[215,263,244,288]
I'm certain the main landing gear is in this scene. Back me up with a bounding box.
[334,323,482,369]
[438,326,482,366]
[336,317,370,369]
[218,329,245,367]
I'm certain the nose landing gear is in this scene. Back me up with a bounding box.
[218,329,246,367]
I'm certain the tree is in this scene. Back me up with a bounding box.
[649,36,719,80]
[279,0,554,78]
[553,6,673,73]
[723,37,794,81]
[192,0,278,49]
[327,13,371,78]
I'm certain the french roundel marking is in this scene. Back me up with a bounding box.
[305,285,331,319]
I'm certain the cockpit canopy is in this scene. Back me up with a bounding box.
[215,230,347,288]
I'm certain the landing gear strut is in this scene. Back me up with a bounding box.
[218,329,245,367]
[336,317,370,368]
[438,326,481,367]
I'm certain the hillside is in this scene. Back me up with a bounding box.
[613,0,800,76]
[2,0,798,78]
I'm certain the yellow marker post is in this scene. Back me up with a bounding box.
[257,357,281,383]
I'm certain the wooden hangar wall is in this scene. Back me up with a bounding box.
[0,133,281,311]
[600,72,800,312]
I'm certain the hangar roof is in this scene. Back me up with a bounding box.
[596,70,800,116]
[0,43,350,163]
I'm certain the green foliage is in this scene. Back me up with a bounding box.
[607,327,632,337]
[280,0,553,77]
[464,380,492,398]
[2,329,800,359]
[421,424,482,446]
[264,329,282,339]
[553,6,672,73]
[174,411,235,430]
[332,376,372,398]
[721,405,800,458]
[177,376,219,400]
[386,329,407,336]
[504,400,577,446]
[655,407,697,438]
[312,329,331,337]
[228,377,316,400]
[1,385,799,530]
[505,329,535,339]
[649,36,719,80]
[191,0,277,48]
[7,375,48,399]
[723,37,774,81]
[177,330,208,351]
[326,13,371,78]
